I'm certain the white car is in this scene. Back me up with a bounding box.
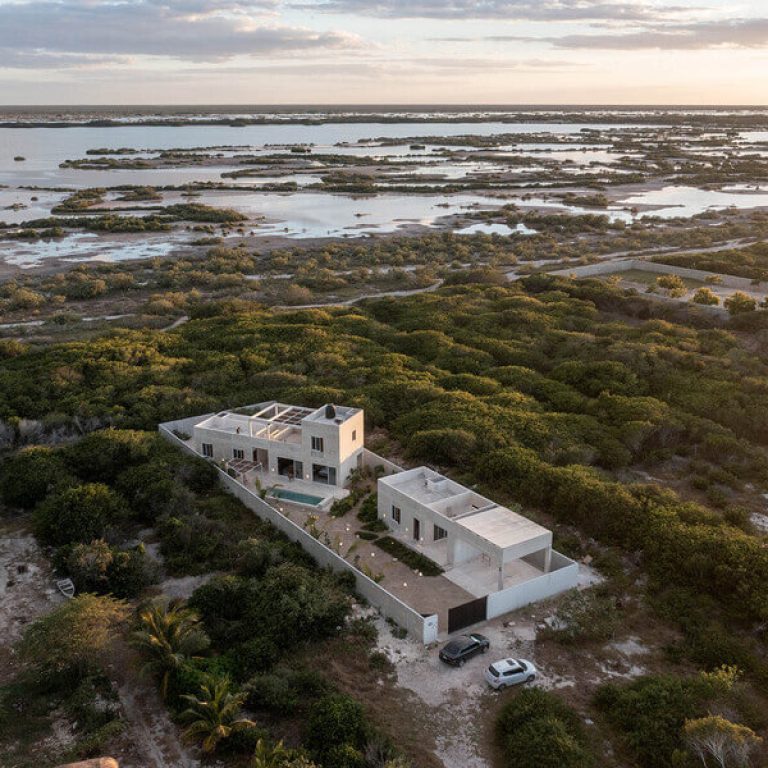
[484,658,537,690]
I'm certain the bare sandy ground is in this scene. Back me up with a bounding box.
[0,521,63,678]
[371,563,606,768]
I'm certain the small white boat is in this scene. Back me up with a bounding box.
[56,578,75,599]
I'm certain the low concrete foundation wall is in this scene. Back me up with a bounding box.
[486,551,578,620]
[550,257,755,290]
[159,419,438,645]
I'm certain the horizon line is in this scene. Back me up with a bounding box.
[1,103,768,110]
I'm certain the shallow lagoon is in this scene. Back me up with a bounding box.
[620,185,768,218]
[2,119,768,264]
[5,232,181,267]
[213,191,503,238]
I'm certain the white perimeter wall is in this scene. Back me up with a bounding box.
[486,551,579,619]
[159,418,437,645]
[362,448,403,476]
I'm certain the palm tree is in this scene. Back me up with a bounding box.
[130,598,210,699]
[251,738,319,768]
[251,739,291,768]
[180,674,255,753]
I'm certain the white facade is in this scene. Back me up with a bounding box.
[192,401,364,488]
[378,467,557,594]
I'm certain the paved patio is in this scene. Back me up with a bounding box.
[386,530,546,599]
[272,498,474,633]
[444,556,542,598]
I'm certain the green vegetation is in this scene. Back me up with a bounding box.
[724,291,757,315]
[684,715,762,768]
[1,277,768,623]
[595,674,712,767]
[692,286,720,305]
[495,688,595,768]
[180,675,256,753]
[62,539,159,598]
[594,667,758,768]
[374,536,443,576]
[131,600,210,699]
[51,188,106,214]
[656,274,687,297]
[538,588,620,644]
[3,268,768,764]
[653,242,768,282]
[0,425,413,765]
[0,596,128,768]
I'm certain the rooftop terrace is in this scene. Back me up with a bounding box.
[195,402,361,442]
[195,402,313,443]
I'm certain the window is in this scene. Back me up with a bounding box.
[311,436,324,453]
[433,524,447,541]
[352,429,357,442]
[233,448,244,460]
[312,463,337,485]
[391,506,401,524]
[202,443,213,458]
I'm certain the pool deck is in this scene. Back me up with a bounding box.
[233,466,348,509]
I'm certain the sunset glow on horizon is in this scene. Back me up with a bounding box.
[0,0,766,104]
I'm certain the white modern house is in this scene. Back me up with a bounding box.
[378,467,574,602]
[162,400,579,640]
[191,402,364,500]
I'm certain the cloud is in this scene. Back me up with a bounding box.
[0,50,129,70]
[0,0,361,66]
[529,18,768,49]
[294,0,683,22]
[411,56,577,72]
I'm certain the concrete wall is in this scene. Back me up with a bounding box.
[338,410,365,465]
[159,418,438,645]
[193,424,304,467]
[486,551,578,620]
[550,257,755,290]
[362,448,403,476]
[377,482,443,548]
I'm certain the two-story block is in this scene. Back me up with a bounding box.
[192,401,364,489]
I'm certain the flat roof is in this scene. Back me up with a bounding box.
[380,467,466,502]
[380,465,551,552]
[305,404,360,424]
[456,506,550,550]
[196,402,361,434]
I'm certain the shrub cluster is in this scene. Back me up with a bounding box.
[495,688,595,768]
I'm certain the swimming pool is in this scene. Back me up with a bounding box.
[268,488,325,506]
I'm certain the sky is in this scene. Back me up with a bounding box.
[0,0,766,104]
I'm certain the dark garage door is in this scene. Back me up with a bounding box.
[448,595,488,634]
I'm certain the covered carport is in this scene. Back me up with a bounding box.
[450,506,553,592]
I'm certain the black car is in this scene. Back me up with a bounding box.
[439,633,490,666]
